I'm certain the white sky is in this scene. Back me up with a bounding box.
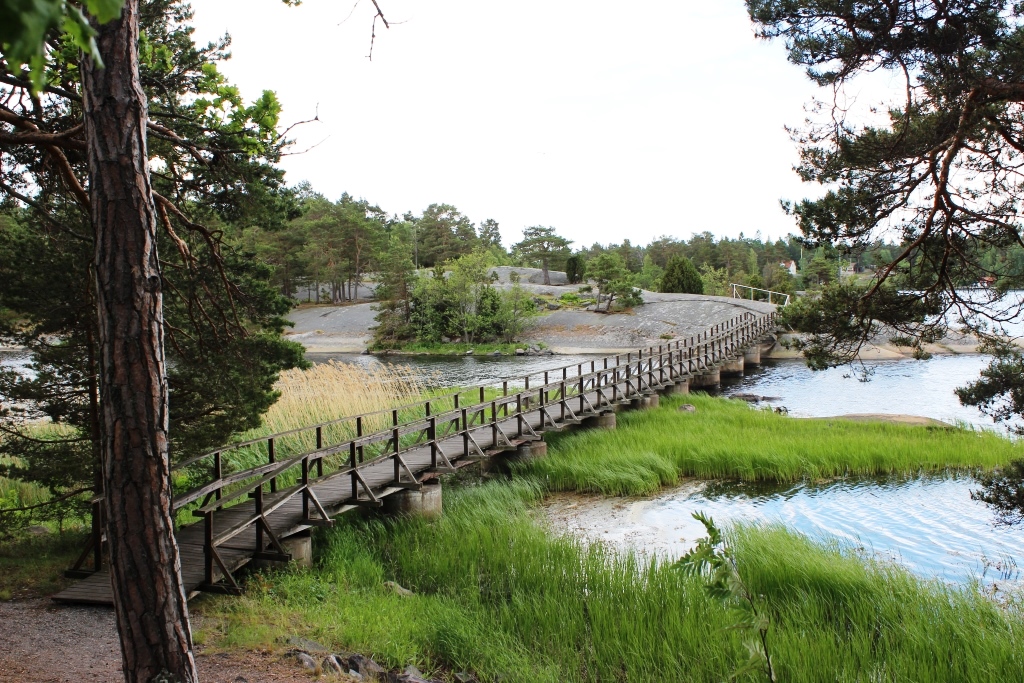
[187,0,894,248]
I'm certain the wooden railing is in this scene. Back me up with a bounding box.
[68,310,778,590]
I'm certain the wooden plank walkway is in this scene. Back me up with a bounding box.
[53,311,776,605]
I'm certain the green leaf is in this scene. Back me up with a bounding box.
[85,0,123,23]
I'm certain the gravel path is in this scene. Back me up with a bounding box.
[0,600,320,683]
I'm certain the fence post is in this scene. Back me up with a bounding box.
[268,437,276,494]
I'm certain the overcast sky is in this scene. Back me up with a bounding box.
[188,0,893,248]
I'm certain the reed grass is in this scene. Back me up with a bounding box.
[220,361,426,473]
[201,479,1024,682]
[530,393,1024,495]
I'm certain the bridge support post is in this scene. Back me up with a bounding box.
[690,369,720,389]
[721,358,744,376]
[383,480,443,520]
[515,440,548,461]
[583,412,617,429]
[661,379,689,396]
[743,345,761,365]
[254,530,312,570]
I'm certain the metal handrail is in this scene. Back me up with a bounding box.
[730,283,791,306]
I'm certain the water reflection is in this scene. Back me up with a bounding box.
[546,474,1024,586]
[718,356,1015,430]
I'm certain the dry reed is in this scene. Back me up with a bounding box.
[226,361,427,472]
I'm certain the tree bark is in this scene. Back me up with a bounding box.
[82,3,199,682]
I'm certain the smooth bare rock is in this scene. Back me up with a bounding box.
[678,404,697,413]
[515,348,525,355]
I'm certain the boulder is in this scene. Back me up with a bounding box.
[282,635,328,653]
[492,350,502,356]
[323,655,346,675]
[678,404,697,413]
[348,653,385,678]
[465,349,474,355]
[292,652,319,672]
[514,348,525,356]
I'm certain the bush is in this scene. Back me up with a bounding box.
[661,256,703,294]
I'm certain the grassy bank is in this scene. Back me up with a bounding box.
[529,393,1023,495]
[199,480,1024,682]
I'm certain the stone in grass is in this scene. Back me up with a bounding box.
[455,673,479,683]
[323,655,346,675]
[383,580,414,597]
[466,349,474,355]
[348,653,385,678]
[515,348,525,355]
[291,652,319,673]
[678,404,697,413]
[281,635,329,653]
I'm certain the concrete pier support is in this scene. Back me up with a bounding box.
[743,345,761,365]
[629,394,659,410]
[255,530,312,570]
[661,379,690,396]
[583,412,617,429]
[515,440,548,461]
[383,481,443,520]
[721,358,744,376]
[690,369,720,388]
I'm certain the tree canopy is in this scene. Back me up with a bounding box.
[749,0,1024,425]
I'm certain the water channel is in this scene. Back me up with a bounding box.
[309,350,1024,586]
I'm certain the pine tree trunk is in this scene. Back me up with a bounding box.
[82,3,199,682]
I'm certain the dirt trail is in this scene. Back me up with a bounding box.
[0,599,315,683]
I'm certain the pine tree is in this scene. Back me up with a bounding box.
[661,256,704,294]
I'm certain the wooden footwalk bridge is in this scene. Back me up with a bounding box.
[53,311,777,605]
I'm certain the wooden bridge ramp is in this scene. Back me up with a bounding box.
[53,311,776,605]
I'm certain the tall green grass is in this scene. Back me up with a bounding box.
[529,393,1024,495]
[201,480,1024,682]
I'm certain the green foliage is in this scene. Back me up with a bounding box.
[780,281,939,369]
[411,204,480,268]
[531,394,1021,496]
[661,255,704,294]
[374,251,537,349]
[632,254,664,292]
[679,513,775,682]
[0,0,124,90]
[747,1,1024,420]
[564,254,585,284]
[0,1,307,520]
[202,478,1024,682]
[512,226,572,285]
[971,460,1024,525]
[699,263,730,296]
[587,252,628,311]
